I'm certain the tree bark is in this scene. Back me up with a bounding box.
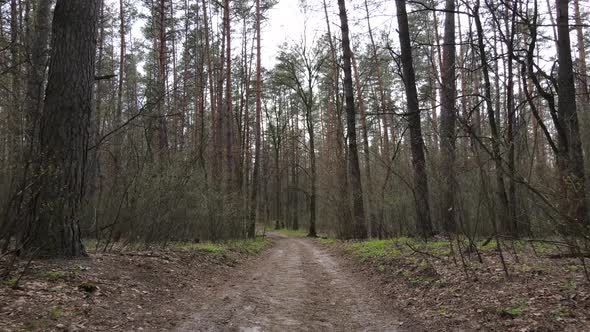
[439,0,457,234]
[26,0,99,257]
[248,0,262,238]
[555,0,588,229]
[338,0,367,239]
[395,0,434,238]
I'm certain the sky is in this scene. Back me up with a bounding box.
[104,0,588,79]
[108,0,396,70]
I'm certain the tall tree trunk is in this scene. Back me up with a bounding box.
[338,0,367,239]
[114,0,125,176]
[555,0,588,229]
[395,0,434,238]
[439,0,457,234]
[505,0,518,236]
[248,0,262,238]
[26,0,99,257]
[323,0,350,237]
[224,0,234,188]
[474,1,510,237]
[364,0,390,159]
[307,100,317,238]
[352,52,375,237]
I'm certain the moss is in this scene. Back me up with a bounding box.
[78,282,98,293]
[24,319,50,331]
[479,239,498,251]
[42,271,67,282]
[2,277,18,287]
[47,306,63,321]
[502,302,528,318]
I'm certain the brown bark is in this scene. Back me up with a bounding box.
[338,0,367,239]
[248,0,262,238]
[395,0,434,238]
[364,0,390,159]
[26,0,99,257]
[473,1,510,237]
[439,0,457,234]
[555,0,588,229]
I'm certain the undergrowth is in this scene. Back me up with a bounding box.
[175,237,271,257]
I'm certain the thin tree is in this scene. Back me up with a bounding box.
[439,0,457,234]
[338,0,367,239]
[395,0,434,238]
[249,0,262,238]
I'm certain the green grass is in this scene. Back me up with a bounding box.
[2,277,18,287]
[346,240,403,259]
[503,302,528,318]
[41,271,68,282]
[318,237,336,244]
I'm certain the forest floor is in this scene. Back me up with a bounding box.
[176,233,410,331]
[2,232,589,331]
[327,236,590,331]
[0,237,271,331]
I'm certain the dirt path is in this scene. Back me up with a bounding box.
[177,234,403,332]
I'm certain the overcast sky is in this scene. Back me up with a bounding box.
[105,0,588,75]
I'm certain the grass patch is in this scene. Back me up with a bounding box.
[318,237,336,244]
[224,238,270,255]
[47,306,63,321]
[502,302,528,318]
[345,239,403,259]
[24,318,51,331]
[2,277,18,287]
[78,281,98,293]
[176,237,271,257]
[41,271,68,282]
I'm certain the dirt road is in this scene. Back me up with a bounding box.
[176,234,403,332]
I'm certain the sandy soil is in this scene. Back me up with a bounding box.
[177,234,407,332]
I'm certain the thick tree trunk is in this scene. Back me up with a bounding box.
[555,0,588,229]
[338,0,367,239]
[395,0,434,238]
[26,0,99,257]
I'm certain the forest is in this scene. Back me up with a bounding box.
[0,0,589,330]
